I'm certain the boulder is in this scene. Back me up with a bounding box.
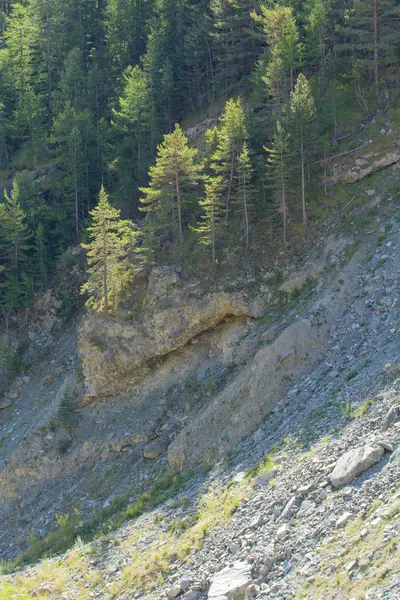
[253,468,277,486]
[335,512,353,528]
[143,434,170,459]
[208,562,252,599]
[42,375,54,385]
[330,445,385,488]
[0,400,12,410]
[383,405,400,431]
[166,586,183,599]
[383,363,400,379]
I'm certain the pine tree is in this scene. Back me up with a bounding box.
[81,186,139,314]
[265,120,291,244]
[0,335,12,389]
[211,0,262,96]
[1,179,31,274]
[112,65,152,206]
[305,0,330,94]
[344,0,400,90]
[34,222,48,287]
[234,142,253,253]
[253,4,300,108]
[51,102,94,240]
[192,175,224,263]
[140,124,201,249]
[211,98,247,223]
[289,74,316,227]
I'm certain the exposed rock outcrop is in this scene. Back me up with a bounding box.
[330,146,400,184]
[168,241,367,472]
[79,268,272,398]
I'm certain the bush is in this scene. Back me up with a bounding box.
[58,385,77,432]
[57,437,72,454]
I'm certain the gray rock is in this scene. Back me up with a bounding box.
[330,445,385,487]
[245,583,259,598]
[383,363,400,379]
[143,434,170,459]
[147,265,181,305]
[182,593,202,600]
[277,496,302,521]
[335,512,353,528]
[167,585,183,598]
[383,405,400,430]
[208,562,252,599]
[276,524,290,539]
[253,468,277,486]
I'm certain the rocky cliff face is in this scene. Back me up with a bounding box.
[168,235,371,472]
[79,267,272,398]
[329,128,400,184]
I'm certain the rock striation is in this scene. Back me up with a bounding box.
[79,267,272,398]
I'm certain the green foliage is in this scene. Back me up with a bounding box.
[81,186,140,314]
[140,124,202,253]
[58,385,77,432]
[191,175,224,263]
[0,0,397,322]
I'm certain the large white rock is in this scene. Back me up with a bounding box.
[208,561,252,599]
[330,445,384,488]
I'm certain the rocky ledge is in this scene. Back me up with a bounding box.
[79,266,272,398]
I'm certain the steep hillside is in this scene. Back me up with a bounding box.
[0,144,399,599]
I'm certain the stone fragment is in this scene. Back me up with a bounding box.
[232,472,246,483]
[297,484,312,495]
[253,468,277,486]
[330,445,384,488]
[277,496,302,521]
[167,586,183,598]
[245,584,259,598]
[182,593,202,600]
[249,514,263,529]
[276,524,290,539]
[143,434,170,459]
[5,391,18,400]
[383,363,400,379]
[383,405,400,430]
[336,512,353,528]
[180,579,191,592]
[208,562,252,599]
[42,375,54,385]
[229,542,241,555]
[0,400,12,409]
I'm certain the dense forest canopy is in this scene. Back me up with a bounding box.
[0,0,399,314]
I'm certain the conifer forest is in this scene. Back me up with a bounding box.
[0,0,399,314]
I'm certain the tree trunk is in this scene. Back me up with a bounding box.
[225,157,234,223]
[211,199,216,264]
[175,170,183,242]
[243,172,249,253]
[373,0,378,89]
[73,140,79,241]
[280,147,287,245]
[301,138,307,227]
[103,226,108,315]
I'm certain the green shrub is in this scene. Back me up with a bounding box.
[58,385,77,432]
